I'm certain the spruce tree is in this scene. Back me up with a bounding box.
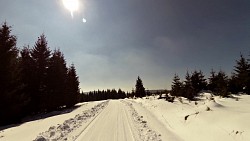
[232,54,250,94]
[208,70,229,97]
[135,76,146,98]
[190,70,207,95]
[65,64,80,107]
[131,88,135,98]
[111,89,118,99]
[228,74,239,94]
[184,71,195,100]
[118,88,126,99]
[216,71,229,97]
[208,69,216,92]
[0,22,24,125]
[31,34,51,111]
[20,46,35,113]
[171,74,183,97]
[46,49,68,111]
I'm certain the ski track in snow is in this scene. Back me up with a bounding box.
[74,100,161,141]
[34,99,161,141]
[34,100,109,141]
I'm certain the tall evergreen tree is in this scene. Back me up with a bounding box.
[118,88,126,99]
[30,34,51,111]
[208,69,216,92]
[232,54,250,94]
[111,89,118,99]
[46,49,68,111]
[184,71,195,100]
[190,70,207,95]
[20,46,35,113]
[208,70,229,97]
[228,74,239,94]
[0,22,24,125]
[170,74,183,97]
[135,76,146,98]
[65,64,80,107]
[130,88,135,98]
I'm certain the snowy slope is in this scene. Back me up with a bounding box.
[133,93,250,141]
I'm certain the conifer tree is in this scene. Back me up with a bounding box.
[46,49,68,110]
[0,22,24,125]
[20,46,35,113]
[232,54,250,94]
[171,74,183,97]
[184,71,195,100]
[111,89,118,99]
[135,76,146,98]
[208,69,216,92]
[190,70,207,95]
[30,34,51,111]
[118,88,126,99]
[65,64,80,107]
[208,70,229,97]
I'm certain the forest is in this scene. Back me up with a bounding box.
[0,22,79,126]
[169,54,250,101]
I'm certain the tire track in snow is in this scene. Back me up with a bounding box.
[121,100,162,141]
[75,100,139,141]
[73,101,109,141]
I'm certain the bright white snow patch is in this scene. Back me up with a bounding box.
[132,93,250,141]
[121,100,162,141]
[0,101,107,141]
[34,101,109,141]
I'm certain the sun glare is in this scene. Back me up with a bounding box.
[62,0,79,18]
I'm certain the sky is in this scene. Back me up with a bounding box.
[0,0,249,92]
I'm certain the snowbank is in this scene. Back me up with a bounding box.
[0,101,106,141]
[121,100,161,141]
[132,93,250,141]
[34,101,109,141]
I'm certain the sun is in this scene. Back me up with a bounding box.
[62,0,79,18]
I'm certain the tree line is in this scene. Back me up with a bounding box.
[170,54,250,100]
[79,89,127,102]
[0,22,80,126]
[79,76,148,101]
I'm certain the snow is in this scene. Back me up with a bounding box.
[75,100,140,141]
[74,100,161,141]
[34,101,109,141]
[1,93,250,141]
[0,101,105,141]
[132,93,250,141]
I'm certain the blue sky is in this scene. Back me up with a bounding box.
[0,0,249,91]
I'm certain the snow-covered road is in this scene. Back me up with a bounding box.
[75,100,139,141]
[2,94,250,141]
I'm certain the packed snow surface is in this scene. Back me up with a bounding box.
[0,93,250,141]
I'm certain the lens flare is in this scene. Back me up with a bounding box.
[82,18,87,23]
[62,0,79,18]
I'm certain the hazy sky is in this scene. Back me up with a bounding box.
[0,0,249,91]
